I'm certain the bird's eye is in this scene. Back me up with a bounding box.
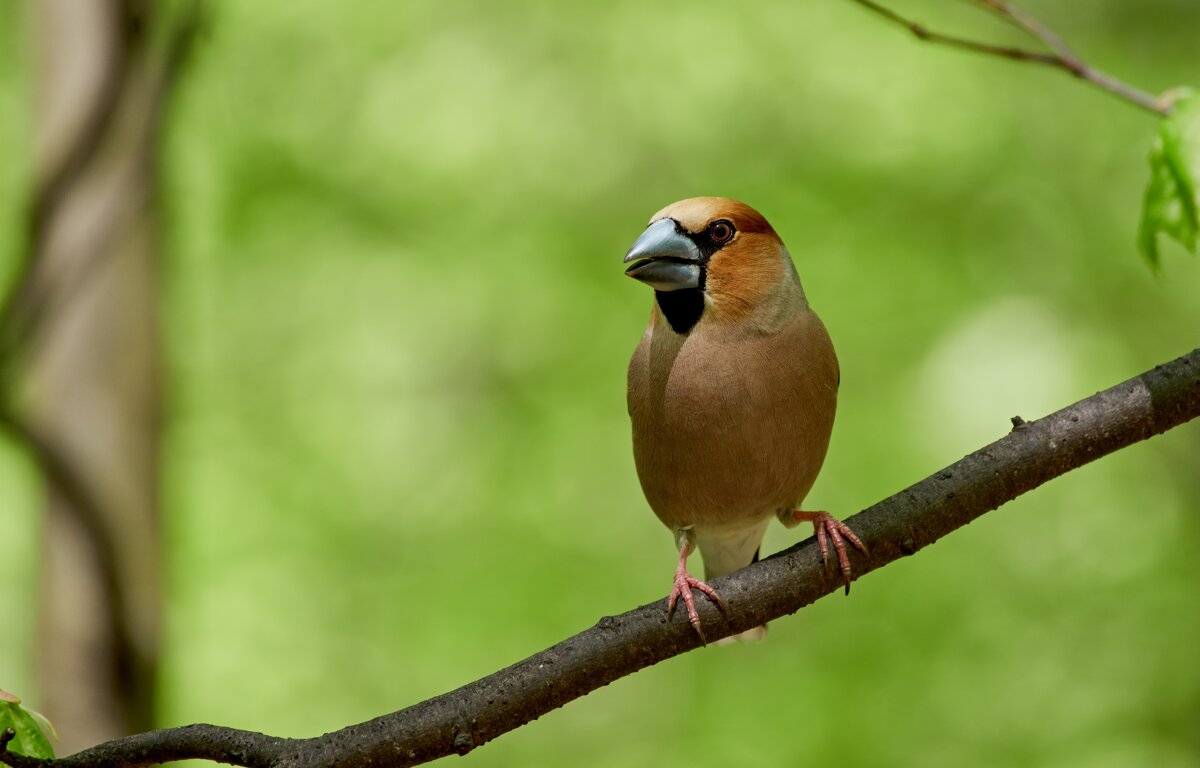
[709,220,735,244]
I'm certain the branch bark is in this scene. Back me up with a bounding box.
[848,0,1173,116]
[4,347,1198,768]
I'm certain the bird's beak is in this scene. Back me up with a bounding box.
[623,218,702,292]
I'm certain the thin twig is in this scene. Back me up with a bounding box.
[3,347,1198,768]
[849,0,1171,116]
[851,0,1058,65]
[976,0,1078,62]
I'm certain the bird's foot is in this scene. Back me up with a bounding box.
[792,510,869,594]
[666,550,726,644]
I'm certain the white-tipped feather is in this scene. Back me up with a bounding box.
[694,520,771,643]
[695,520,770,581]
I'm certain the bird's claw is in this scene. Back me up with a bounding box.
[794,510,869,594]
[666,568,726,644]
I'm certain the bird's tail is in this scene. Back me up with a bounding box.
[696,519,771,643]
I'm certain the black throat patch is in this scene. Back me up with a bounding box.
[655,288,705,334]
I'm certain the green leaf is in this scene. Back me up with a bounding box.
[0,699,56,760]
[1139,91,1200,266]
[24,708,58,744]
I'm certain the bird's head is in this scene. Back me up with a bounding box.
[623,197,804,335]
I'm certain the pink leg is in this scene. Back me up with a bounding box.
[666,546,726,643]
[792,510,869,594]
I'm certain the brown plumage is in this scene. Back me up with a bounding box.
[624,197,865,642]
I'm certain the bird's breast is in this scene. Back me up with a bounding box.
[627,309,839,533]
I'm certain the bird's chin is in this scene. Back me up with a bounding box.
[624,258,701,292]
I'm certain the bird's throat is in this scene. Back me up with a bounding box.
[655,289,704,335]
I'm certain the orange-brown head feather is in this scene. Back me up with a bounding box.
[649,197,801,326]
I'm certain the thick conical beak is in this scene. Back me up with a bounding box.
[623,218,702,292]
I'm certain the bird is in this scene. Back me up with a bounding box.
[623,197,867,643]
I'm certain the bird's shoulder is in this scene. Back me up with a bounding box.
[628,305,838,411]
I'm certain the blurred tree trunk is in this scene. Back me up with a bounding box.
[0,0,198,755]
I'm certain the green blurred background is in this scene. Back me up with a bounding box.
[2,0,1199,765]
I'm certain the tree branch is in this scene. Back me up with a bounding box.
[4,347,1198,768]
[848,0,1173,116]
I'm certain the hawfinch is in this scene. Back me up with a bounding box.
[624,197,866,642]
